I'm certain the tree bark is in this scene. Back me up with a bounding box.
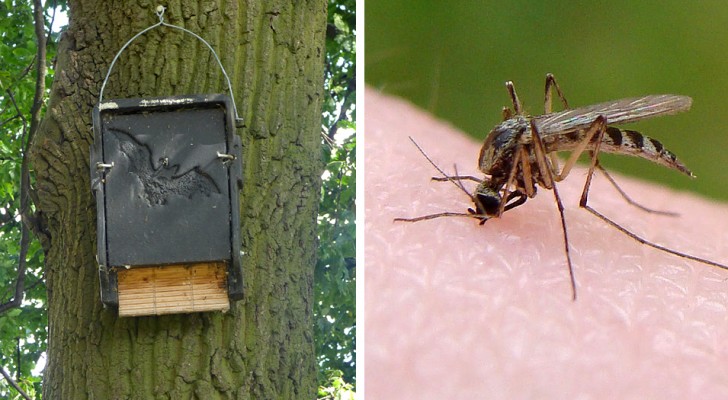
[30,0,325,398]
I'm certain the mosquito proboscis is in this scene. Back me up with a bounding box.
[395,74,728,300]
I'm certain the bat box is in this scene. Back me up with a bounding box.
[90,94,243,317]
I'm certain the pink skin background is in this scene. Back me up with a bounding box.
[364,87,728,399]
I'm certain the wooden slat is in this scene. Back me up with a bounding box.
[117,262,229,317]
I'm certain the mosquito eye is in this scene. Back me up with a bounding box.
[476,194,500,215]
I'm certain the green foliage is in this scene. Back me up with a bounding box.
[315,0,357,391]
[0,1,64,398]
[316,134,355,383]
[317,369,356,400]
[322,0,356,135]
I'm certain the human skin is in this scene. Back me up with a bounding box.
[364,87,728,399]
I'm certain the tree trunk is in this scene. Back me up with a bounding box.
[30,0,325,398]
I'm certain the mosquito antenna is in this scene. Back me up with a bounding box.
[406,136,474,199]
[451,164,472,196]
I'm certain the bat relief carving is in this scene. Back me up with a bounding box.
[109,128,221,205]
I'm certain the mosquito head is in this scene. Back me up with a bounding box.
[472,182,502,218]
[471,180,529,222]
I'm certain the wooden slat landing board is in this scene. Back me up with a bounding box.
[117,262,229,317]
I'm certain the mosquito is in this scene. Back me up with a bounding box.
[395,73,728,300]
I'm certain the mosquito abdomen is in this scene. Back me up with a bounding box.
[600,126,693,177]
[547,126,693,177]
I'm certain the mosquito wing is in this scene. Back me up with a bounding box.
[533,94,692,135]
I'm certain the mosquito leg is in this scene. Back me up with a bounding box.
[532,128,554,189]
[578,117,608,207]
[580,205,728,271]
[502,106,514,121]
[573,118,728,270]
[542,73,573,180]
[519,146,536,197]
[549,176,577,300]
[506,81,523,115]
[529,119,577,300]
[555,116,607,182]
[450,164,478,199]
[549,153,561,177]
[503,191,528,212]
[394,211,483,223]
[432,175,482,183]
[402,137,494,224]
[544,73,570,114]
[496,142,524,217]
[429,165,481,199]
[596,163,679,216]
[406,136,477,200]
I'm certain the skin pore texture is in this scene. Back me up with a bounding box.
[364,87,728,399]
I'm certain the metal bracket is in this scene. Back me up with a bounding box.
[96,162,115,171]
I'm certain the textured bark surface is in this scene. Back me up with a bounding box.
[30,0,325,398]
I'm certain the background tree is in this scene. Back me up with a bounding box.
[1,0,344,398]
[1,0,357,398]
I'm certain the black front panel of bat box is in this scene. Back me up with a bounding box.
[102,105,231,266]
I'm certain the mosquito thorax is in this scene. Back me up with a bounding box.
[478,116,529,176]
